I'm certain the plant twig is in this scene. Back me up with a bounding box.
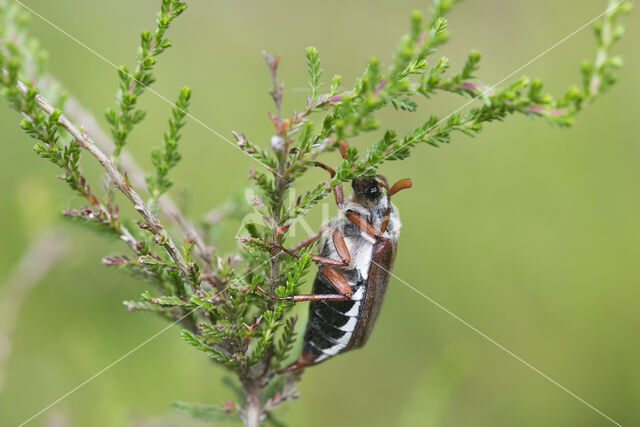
[262,52,284,125]
[14,79,192,280]
[237,52,290,427]
[63,95,214,273]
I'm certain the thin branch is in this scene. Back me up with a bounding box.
[14,79,192,280]
[262,51,284,127]
[261,53,288,294]
[452,81,570,117]
[63,94,214,273]
[237,53,291,427]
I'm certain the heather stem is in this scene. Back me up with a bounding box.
[14,79,193,280]
[241,380,263,427]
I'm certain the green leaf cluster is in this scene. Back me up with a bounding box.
[267,0,633,209]
[146,86,191,200]
[105,0,187,157]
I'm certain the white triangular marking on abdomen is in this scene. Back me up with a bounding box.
[351,287,365,301]
[345,301,361,316]
[339,316,357,332]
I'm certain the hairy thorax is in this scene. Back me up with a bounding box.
[320,195,401,280]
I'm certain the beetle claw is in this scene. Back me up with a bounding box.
[256,285,272,298]
[256,285,292,301]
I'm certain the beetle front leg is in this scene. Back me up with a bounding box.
[313,161,344,207]
[290,231,322,252]
[380,178,412,233]
[257,266,353,302]
[272,229,351,267]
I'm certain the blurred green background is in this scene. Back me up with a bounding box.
[1,0,638,426]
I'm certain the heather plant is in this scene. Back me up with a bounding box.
[0,0,631,425]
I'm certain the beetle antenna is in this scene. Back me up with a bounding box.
[380,178,412,233]
[388,178,412,197]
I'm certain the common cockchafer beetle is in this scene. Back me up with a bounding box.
[259,142,412,370]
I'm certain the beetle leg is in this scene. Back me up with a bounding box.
[346,210,379,239]
[269,293,351,302]
[257,266,352,302]
[256,266,352,302]
[272,229,351,267]
[309,254,348,267]
[313,161,344,207]
[270,243,301,259]
[290,231,322,252]
[271,243,348,267]
[380,178,413,233]
[338,140,349,160]
[333,184,345,207]
[331,228,351,264]
[313,161,335,177]
[282,352,315,372]
[258,289,351,302]
[319,265,352,295]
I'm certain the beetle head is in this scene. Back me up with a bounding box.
[351,178,383,205]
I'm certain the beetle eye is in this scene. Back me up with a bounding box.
[367,185,379,198]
